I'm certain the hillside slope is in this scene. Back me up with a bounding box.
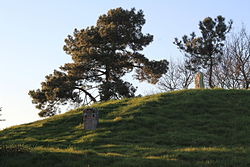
[1,89,250,167]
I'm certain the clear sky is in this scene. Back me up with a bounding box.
[0,0,249,129]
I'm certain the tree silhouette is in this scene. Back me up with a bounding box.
[0,107,5,122]
[174,16,232,88]
[29,8,168,117]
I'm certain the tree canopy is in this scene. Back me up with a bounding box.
[174,15,232,88]
[29,7,168,117]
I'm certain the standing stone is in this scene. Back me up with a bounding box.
[194,72,204,88]
[83,108,99,130]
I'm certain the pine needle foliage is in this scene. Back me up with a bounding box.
[29,8,168,117]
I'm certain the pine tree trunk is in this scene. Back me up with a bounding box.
[208,59,214,88]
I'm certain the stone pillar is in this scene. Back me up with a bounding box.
[194,72,204,88]
[83,108,99,130]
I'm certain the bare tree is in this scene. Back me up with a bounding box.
[178,61,195,89]
[213,50,241,89]
[212,27,250,89]
[231,27,250,89]
[158,60,194,91]
[0,107,5,122]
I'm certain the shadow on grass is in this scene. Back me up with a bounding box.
[1,145,250,167]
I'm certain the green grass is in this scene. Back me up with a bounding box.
[1,89,250,166]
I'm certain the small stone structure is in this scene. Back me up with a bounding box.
[194,72,204,88]
[83,108,99,130]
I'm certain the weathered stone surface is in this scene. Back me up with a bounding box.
[83,108,99,130]
[194,72,204,88]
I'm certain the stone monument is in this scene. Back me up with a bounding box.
[194,71,204,88]
[83,108,99,130]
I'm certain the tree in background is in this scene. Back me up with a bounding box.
[0,107,5,122]
[158,60,194,91]
[174,16,232,88]
[212,51,241,89]
[29,8,168,117]
[213,26,250,89]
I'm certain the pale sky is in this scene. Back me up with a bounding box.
[0,0,249,129]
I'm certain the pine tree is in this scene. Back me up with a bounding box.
[174,16,232,88]
[29,8,168,117]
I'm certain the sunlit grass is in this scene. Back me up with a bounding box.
[174,147,230,152]
[1,89,250,166]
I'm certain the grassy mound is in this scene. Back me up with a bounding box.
[1,89,250,166]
